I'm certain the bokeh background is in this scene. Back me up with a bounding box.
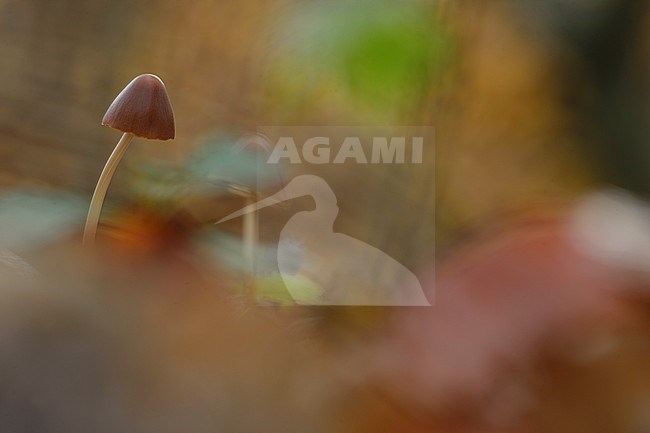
[0,0,648,432]
[0,0,646,247]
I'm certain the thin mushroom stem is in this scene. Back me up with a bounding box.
[222,184,260,305]
[83,132,134,246]
[242,191,258,305]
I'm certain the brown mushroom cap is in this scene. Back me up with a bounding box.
[101,74,175,140]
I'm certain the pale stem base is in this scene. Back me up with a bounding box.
[83,133,134,246]
[243,193,258,304]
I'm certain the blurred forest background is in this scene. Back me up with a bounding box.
[0,0,646,249]
[0,0,648,432]
[0,0,646,253]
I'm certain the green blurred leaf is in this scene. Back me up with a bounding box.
[266,0,454,118]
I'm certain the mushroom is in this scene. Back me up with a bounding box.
[83,74,175,246]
